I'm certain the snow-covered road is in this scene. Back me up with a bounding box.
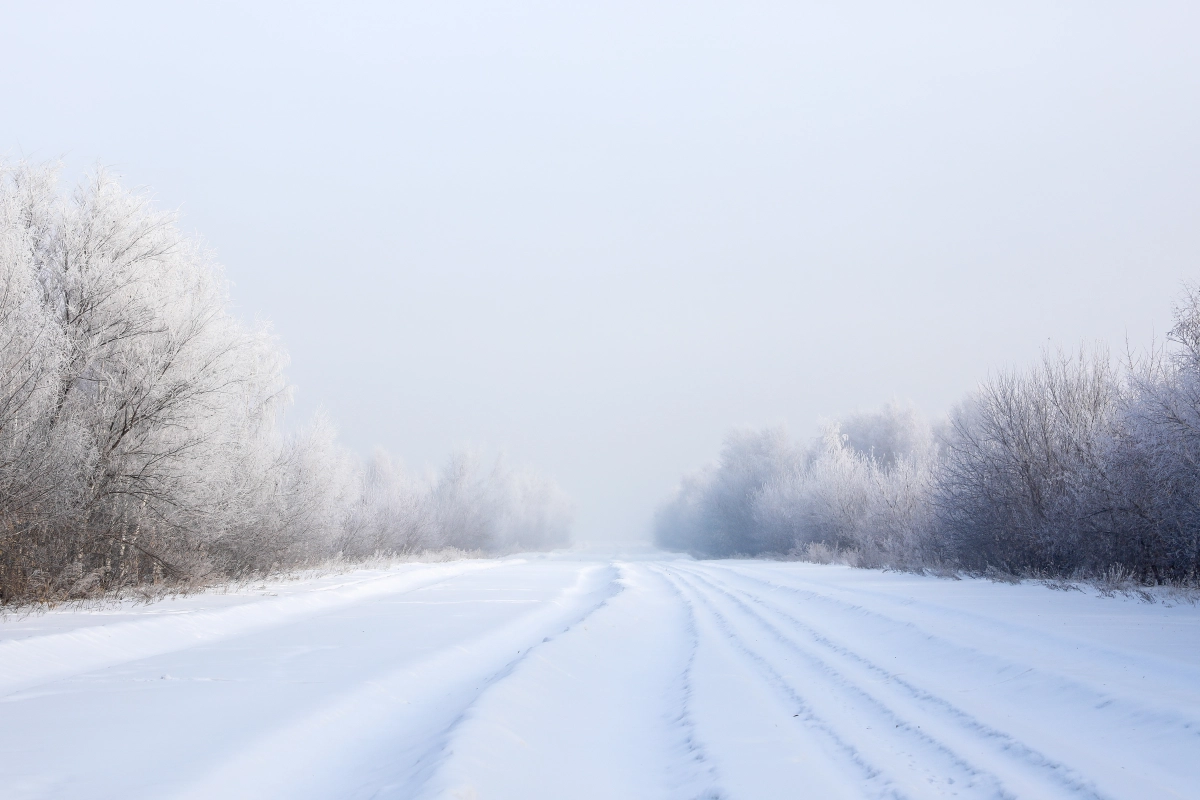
[3,553,1199,800]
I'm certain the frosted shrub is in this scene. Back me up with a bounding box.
[661,303,1200,585]
[657,406,936,564]
[425,452,572,553]
[335,450,573,558]
[1103,290,1200,581]
[934,348,1120,575]
[860,451,937,568]
[839,402,934,468]
[341,449,436,557]
[656,428,804,557]
[490,462,573,551]
[792,407,937,566]
[745,425,873,555]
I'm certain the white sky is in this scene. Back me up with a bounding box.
[6,1,1200,542]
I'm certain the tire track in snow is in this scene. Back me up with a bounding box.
[718,563,1200,713]
[678,565,1111,800]
[7,556,1197,799]
[670,565,1103,799]
[413,563,724,800]
[0,559,510,698]
[692,564,1200,798]
[720,563,1200,705]
[654,564,907,800]
[170,562,621,800]
[402,564,630,800]
[654,565,726,800]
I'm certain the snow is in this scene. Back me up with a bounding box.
[2,554,1199,799]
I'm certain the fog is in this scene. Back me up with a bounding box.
[6,1,1200,543]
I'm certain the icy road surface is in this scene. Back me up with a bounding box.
[2,554,1199,800]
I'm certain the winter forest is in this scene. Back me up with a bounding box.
[8,3,1200,796]
[657,299,1200,584]
[6,159,1200,606]
[0,163,571,604]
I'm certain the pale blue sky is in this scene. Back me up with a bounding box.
[6,1,1200,541]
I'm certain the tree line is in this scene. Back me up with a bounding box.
[656,292,1200,585]
[0,162,570,603]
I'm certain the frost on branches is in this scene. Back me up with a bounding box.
[0,163,571,603]
[658,305,1200,585]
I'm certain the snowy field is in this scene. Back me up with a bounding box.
[2,553,1199,800]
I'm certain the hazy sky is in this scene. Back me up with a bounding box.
[6,1,1200,541]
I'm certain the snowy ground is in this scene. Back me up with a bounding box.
[2,553,1199,800]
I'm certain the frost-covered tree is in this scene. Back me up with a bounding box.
[0,165,78,573]
[0,162,295,596]
[0,161,574,603]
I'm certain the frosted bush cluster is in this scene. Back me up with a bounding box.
[0,163,570,603]
[655,404,937,568]
[658,299,1200,584]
